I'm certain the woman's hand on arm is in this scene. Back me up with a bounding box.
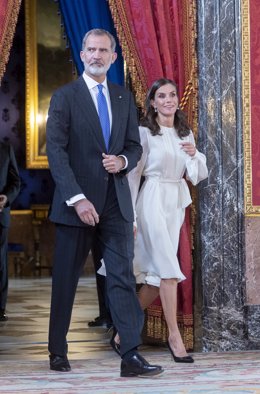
[179,141,196,157]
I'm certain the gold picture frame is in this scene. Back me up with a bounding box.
[25,0,74,168]
[25,0,42,168]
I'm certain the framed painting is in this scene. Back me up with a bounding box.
[25,0,74,168]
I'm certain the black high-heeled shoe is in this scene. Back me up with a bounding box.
[167,341,194,363]
[110,327,121,356]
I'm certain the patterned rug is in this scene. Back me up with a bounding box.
[0,350,259,393]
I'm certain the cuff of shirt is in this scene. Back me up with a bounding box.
[118,155,128,170]
[66,193,86,206]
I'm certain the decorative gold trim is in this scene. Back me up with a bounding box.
[181,0,198,249]
[144,305,194,350]
[242,0,260,215]
[11,210,33,215]
[109,0,198,127]
[108,0,148,108]
[25,0,48,168]
[0,0,22,84]
[181,0,198,136]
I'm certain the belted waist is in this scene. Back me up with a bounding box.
[146,176,183,183]
[145,176,192,208]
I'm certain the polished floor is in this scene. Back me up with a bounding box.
[0,276,112,361]
[0,276,260,394]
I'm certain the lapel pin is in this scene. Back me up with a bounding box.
[119,96,122,99]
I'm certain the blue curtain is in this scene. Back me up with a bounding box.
[58,0,124,85]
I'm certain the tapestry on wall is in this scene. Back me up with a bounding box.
[0,0,22,84]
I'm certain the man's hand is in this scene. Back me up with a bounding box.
[74,198,99,226]
[0,195,7,212]
[102,153,125,173]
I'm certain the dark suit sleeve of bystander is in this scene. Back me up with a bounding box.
[0,143,20,207]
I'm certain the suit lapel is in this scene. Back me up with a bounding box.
[108,82,123,152]
[74,77,106,151]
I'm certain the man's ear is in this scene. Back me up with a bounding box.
[80,51,84,62]
[111,52,118,64]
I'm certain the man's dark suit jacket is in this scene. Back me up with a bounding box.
[0,142,20,227]
[46,76,142,226]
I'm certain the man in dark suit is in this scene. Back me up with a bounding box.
[46,28,163,377]
[0,142,20,321]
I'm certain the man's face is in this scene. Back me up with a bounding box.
[80,34,117,81]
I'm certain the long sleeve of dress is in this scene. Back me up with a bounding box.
[185,132,208,185]
[127,127,149,222]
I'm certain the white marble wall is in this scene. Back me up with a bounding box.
[195,0,260,351]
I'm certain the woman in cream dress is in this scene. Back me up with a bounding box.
[127,78,208,362]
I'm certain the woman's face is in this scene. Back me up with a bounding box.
[151,83,179,118]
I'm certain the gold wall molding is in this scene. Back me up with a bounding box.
[25,0,73,169]
[11,210,33,215]
[25,0,47,168]
[242,0,260,215]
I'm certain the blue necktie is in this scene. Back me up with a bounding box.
[97,84,110,151]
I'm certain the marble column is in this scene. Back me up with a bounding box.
[194,0,260,351]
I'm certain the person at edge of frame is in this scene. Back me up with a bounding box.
[0,141,21,322]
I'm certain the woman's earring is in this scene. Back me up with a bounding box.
[154,107,158,113]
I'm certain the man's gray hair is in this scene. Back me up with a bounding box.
[82,29,116,52]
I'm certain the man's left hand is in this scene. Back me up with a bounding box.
[0,195,7,212]
[102,153,125,173]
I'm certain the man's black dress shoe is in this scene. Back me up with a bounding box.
[120,353,163,377]
[88,316,112,329]
[49,354,71,372]
[0,310,8,322]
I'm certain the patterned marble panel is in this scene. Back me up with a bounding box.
[196,0,248,351]
[245,217,260,305]
[245,305,260,350]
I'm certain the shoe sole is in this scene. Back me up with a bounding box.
[50,366,71,372]
[121,368,164,378]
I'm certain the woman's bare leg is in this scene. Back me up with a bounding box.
[113,284,159,345]
[159,278,188,357]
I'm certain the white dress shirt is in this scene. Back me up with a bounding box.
[66,72,128,206]
[82,72,112,131]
